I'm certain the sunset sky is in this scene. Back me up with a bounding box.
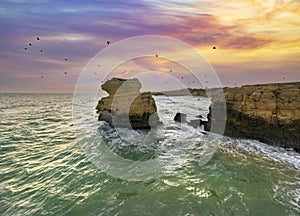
[0,0,299,92]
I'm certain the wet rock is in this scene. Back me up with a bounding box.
[174,112,208,129]
[205,82,300,152]
[174,113,187,123]
[188,119,202,128]
[96,78,161,129]
[98,110,112,125]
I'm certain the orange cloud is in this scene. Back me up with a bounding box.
[115,69,129,77]
[266,0,300,19]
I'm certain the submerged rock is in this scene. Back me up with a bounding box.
[188,119,207,128]
[174,112,207,129]
[96,78,161,129]
[174,112,187,123]
[205,82,300,152]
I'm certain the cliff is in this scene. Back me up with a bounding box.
[96,78,161,129]
[205,82,300,152]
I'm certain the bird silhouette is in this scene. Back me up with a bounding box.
[170,69,172,72]
[37,37,40,40]
[107,41,110,45]
[24,47,27,50]
[97,65,100,67]
[181,76,184,79]
[155,54,158,58]
[65,58,68,61]
[40,49,43,52]
[41,76,44,78]
[29,43,32,46]
[64,72,68,75]
[213,46,216,49]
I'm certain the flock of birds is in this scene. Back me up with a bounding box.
[24,36,71,78]
[23,38,287,87]
[24,37,44,54]
[94,45,217,84]
[24,37,111,79]
[23,36,216,84]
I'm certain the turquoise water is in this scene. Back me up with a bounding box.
[0,93,299,215]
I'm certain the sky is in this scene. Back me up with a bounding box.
[0,0,299,92]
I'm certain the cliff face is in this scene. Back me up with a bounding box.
[205,82,300,152]
[96,78,161,129]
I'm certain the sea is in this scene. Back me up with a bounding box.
[0,93,299,215]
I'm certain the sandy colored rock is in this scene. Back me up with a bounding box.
[96,78,161,129]
[205,82,300,152]
[101,78,142,96]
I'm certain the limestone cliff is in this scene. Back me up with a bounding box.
[205,82,300,152]
[96,78,161,129]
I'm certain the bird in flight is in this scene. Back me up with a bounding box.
[41,76,44,78]
[65,58,68,61]
[29,43,32,46]
[155,54,158,58]
[24,47,27,50]
[64,72,68,75]
[107,41,110,45]
[40,49,43,52]
[37,37,40,40]
[212,46,216,49]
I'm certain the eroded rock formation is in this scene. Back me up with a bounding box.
[205,82,300,152]
[96,78,161,129]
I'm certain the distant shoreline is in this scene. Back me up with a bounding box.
[1,81,299,95]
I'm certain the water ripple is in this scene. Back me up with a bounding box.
[0,94,299,215]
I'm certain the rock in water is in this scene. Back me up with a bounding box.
[174,113,187,123]
[96,78,161,129]
[205,82,300,152]
[188,119,206,128]
[173,112,207,128]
